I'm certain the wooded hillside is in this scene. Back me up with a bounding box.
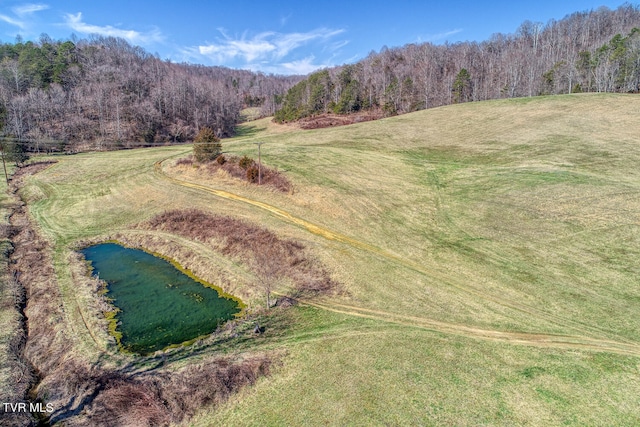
[3,4,639,150]
[275,4,640,122]
[0,35,300,151]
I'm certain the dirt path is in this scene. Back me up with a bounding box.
[286,296,640,356]
[154,159,640,356]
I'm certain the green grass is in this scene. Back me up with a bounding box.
[200,316,640,426]
[15,92,640,425]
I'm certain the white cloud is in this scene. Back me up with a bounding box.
[0,3,49,39]
[0,3,48,29]
[200,31,276,62]
[424,28,463,42]
[279,13,292,27]
[63,12,163,45]
[280,56,325,75]
[196,27,345,71]
[238,55,331,76]
[0,14,25,29]
[273,28,344,59]
[328,40,349,51]
[13,4,49,16]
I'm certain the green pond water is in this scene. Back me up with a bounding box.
[81,243,241,355]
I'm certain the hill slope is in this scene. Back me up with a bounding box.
[15,93,640,425]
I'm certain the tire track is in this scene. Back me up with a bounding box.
[287,296,640,356]
[154,160,640,354]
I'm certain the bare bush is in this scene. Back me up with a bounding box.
[87,379,170,427]
[160,354,272,420]
[259,166,293,193]
[238,155,255,170]
[174,156,194,167]
[82,354,273,426]
[297,109,385,129]
[1,270,36,423]
[246,165,259,183]
[177,153,293,192]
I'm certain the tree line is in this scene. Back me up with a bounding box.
[3,4,639,149]
[275,4,640,122]
[0,35,301,152]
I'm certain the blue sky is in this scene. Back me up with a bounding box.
[0,1,632,75]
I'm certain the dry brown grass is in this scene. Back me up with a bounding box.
[158,354,273,421]
[8,191,80,418]
[51,354,274,426]
[0,265,37,427]
[176,154,293,193]
[140,209,337,298]
[0,163,32,426]
[10,207,67,376]
[296,109,386,129]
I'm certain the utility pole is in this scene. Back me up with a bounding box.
[0,140,8,185]
[253,141,264,185]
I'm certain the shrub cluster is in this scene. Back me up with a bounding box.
[238,155,255,170]
[82,355,272,425]
[206,155,292,193]
[177,152,292,192]
[37,353,272,425]
[175,156,194,166]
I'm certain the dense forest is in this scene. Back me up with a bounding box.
[2,4,640,152]
[275,4,640,122]
[0,35,300,151]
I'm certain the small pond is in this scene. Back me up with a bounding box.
[81,243,242,355]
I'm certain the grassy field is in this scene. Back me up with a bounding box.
[13,93,640,425]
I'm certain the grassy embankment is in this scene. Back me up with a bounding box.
[14,93,640,425]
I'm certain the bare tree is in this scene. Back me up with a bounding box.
[250,237,282,309]
[271,4,640,121]
[1,4,640,150]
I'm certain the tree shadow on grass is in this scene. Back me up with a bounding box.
[233,124,261,139]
